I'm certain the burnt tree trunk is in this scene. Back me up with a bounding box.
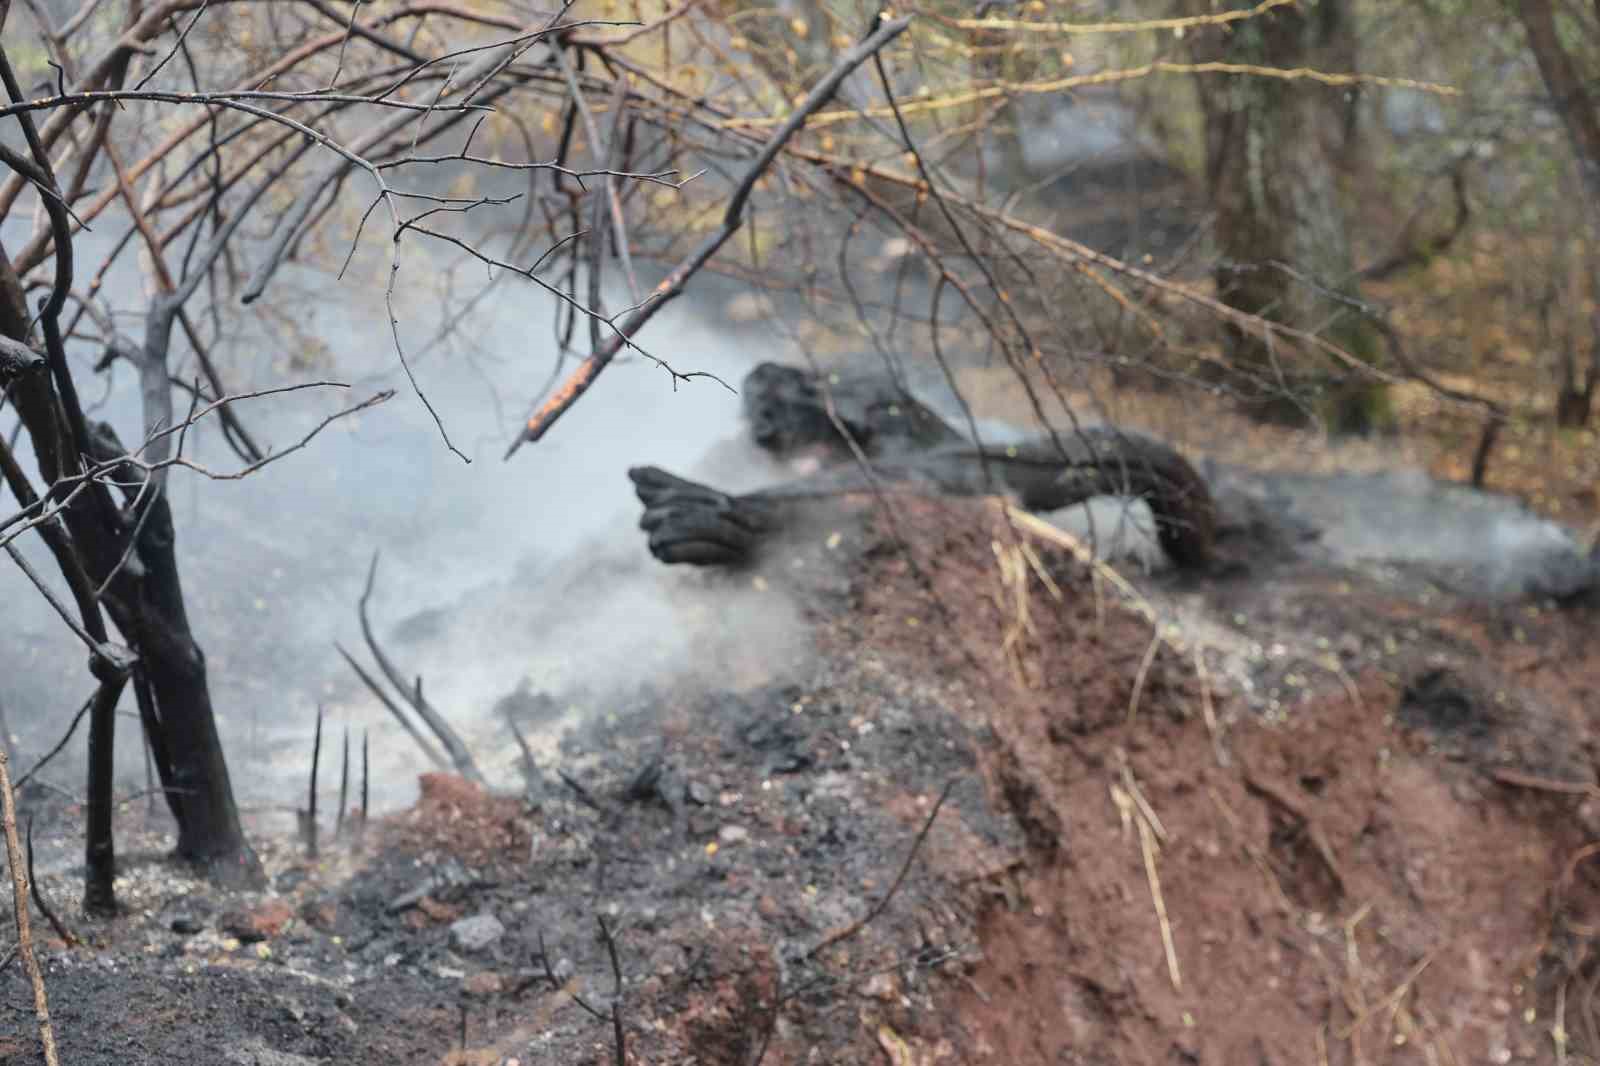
[98,439,255,879]
[0,276,257,885]
[1190,0,1389,433]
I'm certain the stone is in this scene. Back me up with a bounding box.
[219,899,294,943]
[449,913,505,953]
[298,896,339,932]
[223,1037,320,1066]
[170,914,204,936]
[462,971,504,996]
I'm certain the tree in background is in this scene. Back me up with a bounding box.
[1514,0,1600,427]
[1186,0,1391,432]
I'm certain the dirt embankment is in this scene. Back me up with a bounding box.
[7,493,1600,1065]
[851,496,1600,1065]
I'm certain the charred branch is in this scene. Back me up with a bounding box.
[84,659,132,916]
[355,553,485,786]
[336,725,350,839]
[335,642,449,772]
[26,817,77,945]
[305,706,323,859]
[506,12,914,453]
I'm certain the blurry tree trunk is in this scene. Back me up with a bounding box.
[1515,0,1600,206]
[969,19,1029,197]
[1515,0,1600,427]
[1190,0,1389,433]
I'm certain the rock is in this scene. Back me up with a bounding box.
[298,896,339,932]
[718,825,749,845]
[416,895,462,923]
[685,780,713,806]
[223,1037,321,1066]
[386,856,475,914]
[170,914,204,936]
[450,913,505,953]
[219,899,294,943]
[462,971,504,996]
[860,972,900,1002]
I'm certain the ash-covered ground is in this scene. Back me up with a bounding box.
[8,480,1600,1065]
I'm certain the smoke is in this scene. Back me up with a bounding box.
[1261,467,1598,601]
[0,216,808,813]
[4,210,1596,821]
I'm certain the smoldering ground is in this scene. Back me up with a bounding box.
[0,219,815,825]
[5,210,1596,844]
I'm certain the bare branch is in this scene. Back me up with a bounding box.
[807,779,956,959]
[336,642,449,771]
[0,750,60,1066]
[355,553,485,785]
[505,12,915,454]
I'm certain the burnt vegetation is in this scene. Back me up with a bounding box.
[1,0,1600,1063]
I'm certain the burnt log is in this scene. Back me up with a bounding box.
[631,363,1217,571]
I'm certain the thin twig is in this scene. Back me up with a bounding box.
[27,817,77,946]
[1126,631,1163,724]
[808,778,956,959]
[307,706,322,858]
[13,691,95,793]
[597,915,627,1066]
[506,12,913,453]
[1195,646,1228,768]
[359,729,369,840]
[1136,799,1181,992]
[337,725,350,839]
[0,750,61,1066]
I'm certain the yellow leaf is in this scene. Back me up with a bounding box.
[877,1026,915,1066]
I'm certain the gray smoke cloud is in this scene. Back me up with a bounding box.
[0,215,808,814]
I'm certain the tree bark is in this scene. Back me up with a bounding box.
[1514,0,1600,427]
[0,310,258,885]
[1515,0,1600,207]
[82,422,259,882]
[1191,0,1389,433]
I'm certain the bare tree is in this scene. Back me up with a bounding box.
[0,0,919,905]
[0,0,708,896]
[1184,0,1391,432]
[1,0,1455,911]
[1514,0,1600,427]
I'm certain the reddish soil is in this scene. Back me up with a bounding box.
[851,495,1600,1065]
[7,491,1600,1065]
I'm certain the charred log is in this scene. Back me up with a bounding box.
[630,363,1217,571]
